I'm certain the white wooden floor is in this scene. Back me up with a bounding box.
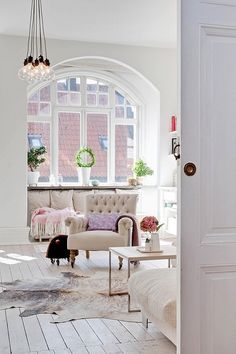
[0,243,176,354]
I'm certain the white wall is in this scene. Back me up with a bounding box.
[0,34,177,244]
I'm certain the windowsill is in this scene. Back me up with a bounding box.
[27,182,159,189]
[27,183,142,190]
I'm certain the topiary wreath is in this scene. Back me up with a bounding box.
[75,147,95,168]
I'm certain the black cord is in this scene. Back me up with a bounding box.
[30,0,36,58]
[26,0,34,58]
[35,0,38,59]
[40,0,48,59]
[38,0,43,57]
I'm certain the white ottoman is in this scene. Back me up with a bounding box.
[128,268,176,345]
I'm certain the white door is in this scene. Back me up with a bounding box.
[181,1,236,353]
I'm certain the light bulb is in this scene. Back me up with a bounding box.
[19,57,54,83]
[18,62,33,80]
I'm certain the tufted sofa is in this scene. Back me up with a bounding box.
[65,193,139,267]
[28,189,116,240]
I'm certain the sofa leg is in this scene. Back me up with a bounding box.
[85,250,90,259]
[70,250,77,268]
[118,256,123,270]
[142,313,149,328]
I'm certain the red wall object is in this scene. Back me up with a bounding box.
[171,115,177,132]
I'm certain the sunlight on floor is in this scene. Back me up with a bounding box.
[0,250,5,253]
[0,257,21,265]
[6,253,37,261]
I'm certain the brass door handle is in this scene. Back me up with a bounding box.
[184,162,196,176]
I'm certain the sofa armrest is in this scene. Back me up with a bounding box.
[118,217,133,246]
[65,216,88,234]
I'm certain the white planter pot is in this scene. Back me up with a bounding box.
[136,176,144,185]
[28,171,40,185]
[78,167,91,186]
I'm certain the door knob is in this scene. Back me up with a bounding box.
[184,162,196,176]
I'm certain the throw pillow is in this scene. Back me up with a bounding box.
[87,213,120,231]
[50,190,74,210]
[73,190,94,213]
[28,191,50,211]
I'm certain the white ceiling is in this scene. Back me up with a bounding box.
[0,0,177,48]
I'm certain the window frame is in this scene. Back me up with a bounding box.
[27,71,141,185]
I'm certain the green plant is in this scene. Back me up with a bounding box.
[75,146,95,168]
[28,146,47,172]
[133,159,154,177]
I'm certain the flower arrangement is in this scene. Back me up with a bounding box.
[140,216,164,233]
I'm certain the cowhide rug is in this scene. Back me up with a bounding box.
[0,271,141,323]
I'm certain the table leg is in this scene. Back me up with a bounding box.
[109,250,111,296]
[128,258,141,313]
[109,250,127,297]
[168,258,171,268]
[128,259,130,279]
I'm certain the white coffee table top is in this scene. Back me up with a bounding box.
[109,245,176,261]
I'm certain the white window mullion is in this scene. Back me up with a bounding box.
[51,81,58,180]
[80,109,86,147]
[80,76,87,107]
[137,104,144,159]
[109,85,115,183]
[55,106,82,113]
[27,115,51,122]
[81,77,86,147]
[135,105,141,159]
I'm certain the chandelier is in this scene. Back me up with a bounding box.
[18,0,54,83]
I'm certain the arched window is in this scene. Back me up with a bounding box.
[27,74,139,184]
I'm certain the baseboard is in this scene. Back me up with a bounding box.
[0,227,30,245]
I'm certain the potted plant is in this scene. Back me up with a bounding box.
[75,146,95,185]
[132,159,154,184]
[27,146,47,185]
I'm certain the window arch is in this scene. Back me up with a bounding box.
[27,73,140,184]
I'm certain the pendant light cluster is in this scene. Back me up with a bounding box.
[18,0,54,83]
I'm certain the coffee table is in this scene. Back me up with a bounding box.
[108,245,177,311]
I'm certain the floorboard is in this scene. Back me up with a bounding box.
[6,307,30,353]
[22,309,48,352]
[72,320,102,346]
[37,314,67,350]
[102,319,136,343]
[86,319,119,345]
[0,310,11,354]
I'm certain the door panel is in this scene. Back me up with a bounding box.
[181,0,236,353]
[200,26,236,243]
[201,266,236,354]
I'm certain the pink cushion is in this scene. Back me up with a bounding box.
[87,213,120,231]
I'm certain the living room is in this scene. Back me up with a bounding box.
[0,1,178,353]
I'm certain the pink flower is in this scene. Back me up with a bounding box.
[140,216,164,233]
